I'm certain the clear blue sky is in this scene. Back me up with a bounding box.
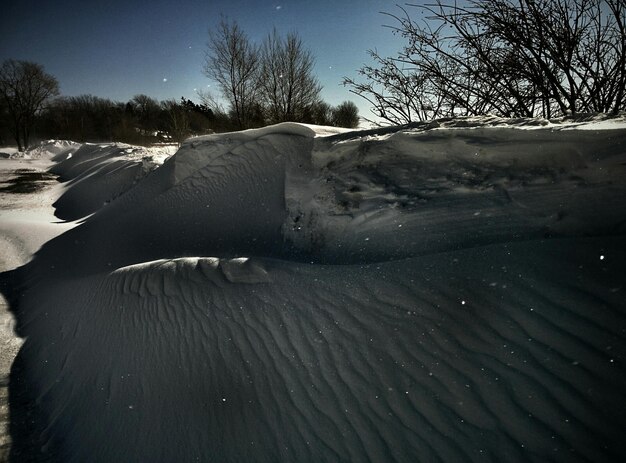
[0,0,409,121]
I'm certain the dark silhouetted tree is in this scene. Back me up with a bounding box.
[305,100,334,125]
[180,97,213,134]
[130,94,161,136]
[0,59,59,150]
[197,89,233,132]
[203,18,261,129]
[259,29,322,123]
[161,99,190,145]
[344,0,626,124]
[332,101,360,128]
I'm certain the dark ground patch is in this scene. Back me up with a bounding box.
[0,171,58,194]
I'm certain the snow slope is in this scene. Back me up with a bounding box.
[49,143,169,221]
[1,118,625,462]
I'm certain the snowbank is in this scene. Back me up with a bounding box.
[3,139,178,162]
[49,144,155,221]
[0,159,76,269]
[40,119,626,272]
[1,119,625,462]
[18,140,80,160]
[0,147,18,159]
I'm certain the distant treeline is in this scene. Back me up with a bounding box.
[32,95,211,146]
[1,54,359,150]
[2,22,360,149]
[0,92,357,148]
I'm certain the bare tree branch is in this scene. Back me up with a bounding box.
[203,18,261,129]
[0,60,59,150]
[344,0,626,123]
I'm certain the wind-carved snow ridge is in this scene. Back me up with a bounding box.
[32,119,626,267]
[284,118,626,263]
[0,119,625,462]
[9,140,81,160]
[48,142,176,221]
[115,257,271,286]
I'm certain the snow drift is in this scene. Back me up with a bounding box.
[1,117,625,462]
[49,143,165,221]
[2,140,81,160]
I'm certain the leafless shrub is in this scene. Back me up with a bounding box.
[344,0,626,124]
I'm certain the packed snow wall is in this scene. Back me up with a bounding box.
[2,118,625,462]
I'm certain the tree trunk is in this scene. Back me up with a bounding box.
[22,125,29,151]
[12,120,22,152]
[14,135,22,152]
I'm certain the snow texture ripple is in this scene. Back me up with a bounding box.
[1,118,625,462]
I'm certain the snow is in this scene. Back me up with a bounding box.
[2,140,81,160]
[0,159,76,268]
[2,139,178,164]
[0,147,18,159]
[0,117,625,462]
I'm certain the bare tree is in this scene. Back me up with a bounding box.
[344,0,626,124]
[344,49,451,125]
[161,99,190,146]
[307,100,334,125]
[129,94,161,135]
[0,59,59,150]
[197,88,226,116]
[332,101,360,128]
[203,19,261,129]
[259,29,322,123]
[197,88,235,132]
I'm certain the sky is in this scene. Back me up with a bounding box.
[0,0,410,121]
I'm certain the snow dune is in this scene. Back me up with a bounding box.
[49,143,164,221]
[1,117,625,462]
